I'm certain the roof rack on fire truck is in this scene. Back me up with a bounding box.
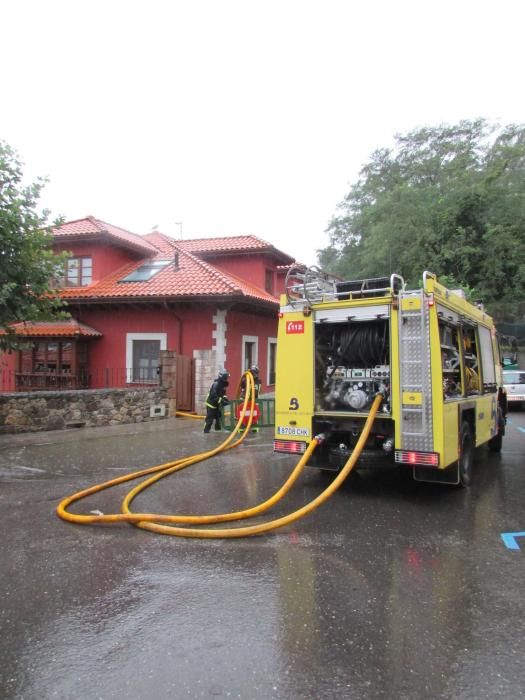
[285,265,405,306]
[285,265,339,305]
[335,274,405,300]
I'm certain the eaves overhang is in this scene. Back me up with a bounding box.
[63,293,279,309]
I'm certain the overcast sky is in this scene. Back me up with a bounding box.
[2,0,524,266]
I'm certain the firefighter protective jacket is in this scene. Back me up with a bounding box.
[205,379,230,409]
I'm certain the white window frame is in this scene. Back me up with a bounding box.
[64,256,93,287]
[126,333,167,383]
[241,335,258,372]
[267,337,277,386]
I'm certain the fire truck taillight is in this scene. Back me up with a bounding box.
[395,450,439,467]
[273,440,307,454]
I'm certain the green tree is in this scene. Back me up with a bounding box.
[0,141,66,350]
[319,120,525,321]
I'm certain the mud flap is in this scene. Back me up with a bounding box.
[413,463,460,485]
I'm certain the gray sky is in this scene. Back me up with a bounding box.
[2,0,524,266]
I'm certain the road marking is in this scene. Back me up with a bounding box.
[501,532,525,550]
[14,465,46,473]
[517,427,525,434]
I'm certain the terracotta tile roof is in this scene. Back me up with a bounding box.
[142,231,181,256]
[53,217,157,255]
[2,319,102,338]
[59,234,278,305]
[172,234,294,263]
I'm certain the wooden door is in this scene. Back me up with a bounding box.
[176,355,195,412]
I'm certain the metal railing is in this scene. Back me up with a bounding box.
[285,265,406,306]
[0,368,161,393]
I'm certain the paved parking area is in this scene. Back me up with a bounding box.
[1,414,524,699]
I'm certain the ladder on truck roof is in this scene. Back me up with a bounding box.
[397,289,434,456]
[285,266,405,305]
[285,265,338,304]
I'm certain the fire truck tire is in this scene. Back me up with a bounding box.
[458,421,473,487]
[488,429,503,452]
[488,409,504,452]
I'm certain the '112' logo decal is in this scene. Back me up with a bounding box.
[286,321,304,334]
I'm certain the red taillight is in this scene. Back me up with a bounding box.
[395,450,439,467]
[273,440,306,454]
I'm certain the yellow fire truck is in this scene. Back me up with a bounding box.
[273,268,507,486]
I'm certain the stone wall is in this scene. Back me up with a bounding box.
[1,347,221,433]
[0,387,169,434]
[194,349,216,411]
[159,350,177,416]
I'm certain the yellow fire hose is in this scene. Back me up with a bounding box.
[57,374,382,538]
[57,372,258,523]
[175,411,204,419]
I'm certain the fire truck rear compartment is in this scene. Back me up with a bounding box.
[314,317,391,414]
[312,316,393,470]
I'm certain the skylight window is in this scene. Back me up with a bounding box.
[120,260,171,283]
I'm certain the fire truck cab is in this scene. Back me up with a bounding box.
[273,267,507,486]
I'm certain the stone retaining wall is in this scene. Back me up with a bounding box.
[0,387,169,433]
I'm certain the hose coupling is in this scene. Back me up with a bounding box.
[314,432,331,445]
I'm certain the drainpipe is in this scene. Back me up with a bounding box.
[163,301,183,354]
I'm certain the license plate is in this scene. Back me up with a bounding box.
[277,426,309,436]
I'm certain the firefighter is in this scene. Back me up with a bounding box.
[203,369,230,433]
[240,365,262,399]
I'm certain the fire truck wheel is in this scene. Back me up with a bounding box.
[488,410,504,452]
[459,421,473,487]
[488,429,503,452]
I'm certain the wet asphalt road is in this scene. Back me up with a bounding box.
[0,412,524,700]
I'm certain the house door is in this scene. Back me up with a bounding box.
[176,355,195,412]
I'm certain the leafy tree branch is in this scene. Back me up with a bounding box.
[0,141,68,350]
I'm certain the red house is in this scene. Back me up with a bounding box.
[0,216,295,410]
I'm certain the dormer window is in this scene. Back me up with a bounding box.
[120,260,171,283]
[63,257,92,287]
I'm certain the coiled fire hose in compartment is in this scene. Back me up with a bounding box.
[57,378,383,538]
